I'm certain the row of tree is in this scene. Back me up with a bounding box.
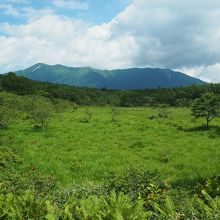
[1,72,220,107]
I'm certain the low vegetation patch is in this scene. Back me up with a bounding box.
[0,77,220,218]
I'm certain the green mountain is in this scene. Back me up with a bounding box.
[15,63,205,89]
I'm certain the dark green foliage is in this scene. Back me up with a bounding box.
[0,72,36,95]
[192,92,220,127]
[28,96,55,130]
[0,72,216,107]
[104,167,160,198]
[195,176,220,198]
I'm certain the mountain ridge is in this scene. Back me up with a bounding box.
[15,63,206,90]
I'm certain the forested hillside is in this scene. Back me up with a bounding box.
[0,72,219,107]
[15,63,205,89]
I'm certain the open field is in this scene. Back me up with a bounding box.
[4,106,220,189]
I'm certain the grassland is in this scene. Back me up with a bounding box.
[3,106,220,190]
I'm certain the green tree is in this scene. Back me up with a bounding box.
[111,107,120,122]
[192,93,220,128]
[29,96,54,130]
[85,109,93,122]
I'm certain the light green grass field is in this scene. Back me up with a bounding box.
[5,107,220,188]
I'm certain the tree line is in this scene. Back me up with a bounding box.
[1,72,220,107]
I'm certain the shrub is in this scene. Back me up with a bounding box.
[0,105,15,129]
[103,167,161,200]
[111,107,120,122]
[80,109,93,123]
[28,96,55,130]
[53,98,76,113]
[158,107,171,118]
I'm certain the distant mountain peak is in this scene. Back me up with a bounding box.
[15,63,206,90]
[32,65,41,72]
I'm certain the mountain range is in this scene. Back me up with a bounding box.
[15,63,206,90]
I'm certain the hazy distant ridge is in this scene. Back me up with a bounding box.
[16,63,205,89]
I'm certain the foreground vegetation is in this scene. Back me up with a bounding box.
[1,74,220,218]
[1,188,220,219]
[2,102,220,188]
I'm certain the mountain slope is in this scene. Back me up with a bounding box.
[15,63,206,89]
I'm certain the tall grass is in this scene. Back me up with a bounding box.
[3,106,220,188]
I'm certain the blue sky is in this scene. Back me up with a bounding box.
[0,0,132,26]
[1,0,220,82]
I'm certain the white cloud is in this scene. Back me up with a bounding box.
[0,14,137,71]
[52,0,88,10]
[0,4,21,17]
[20,7,54,21]
[0,3,54,20]
[196,64,220,83]
[111,0,220,69]
[1,0,220,82]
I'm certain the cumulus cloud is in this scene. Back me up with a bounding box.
[196,64,220,83]
[112,0,220,69]
[0,14,137,71]
[0,0,220,82]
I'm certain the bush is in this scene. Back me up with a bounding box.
[28,96,55,130]
[111,107,120,122]
[80,109,93,123]
[157,106,171,118]
[0,106,14,129]
[103,167,161,199]
[53,98,76,113]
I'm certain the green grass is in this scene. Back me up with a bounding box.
[5,107,220,188]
